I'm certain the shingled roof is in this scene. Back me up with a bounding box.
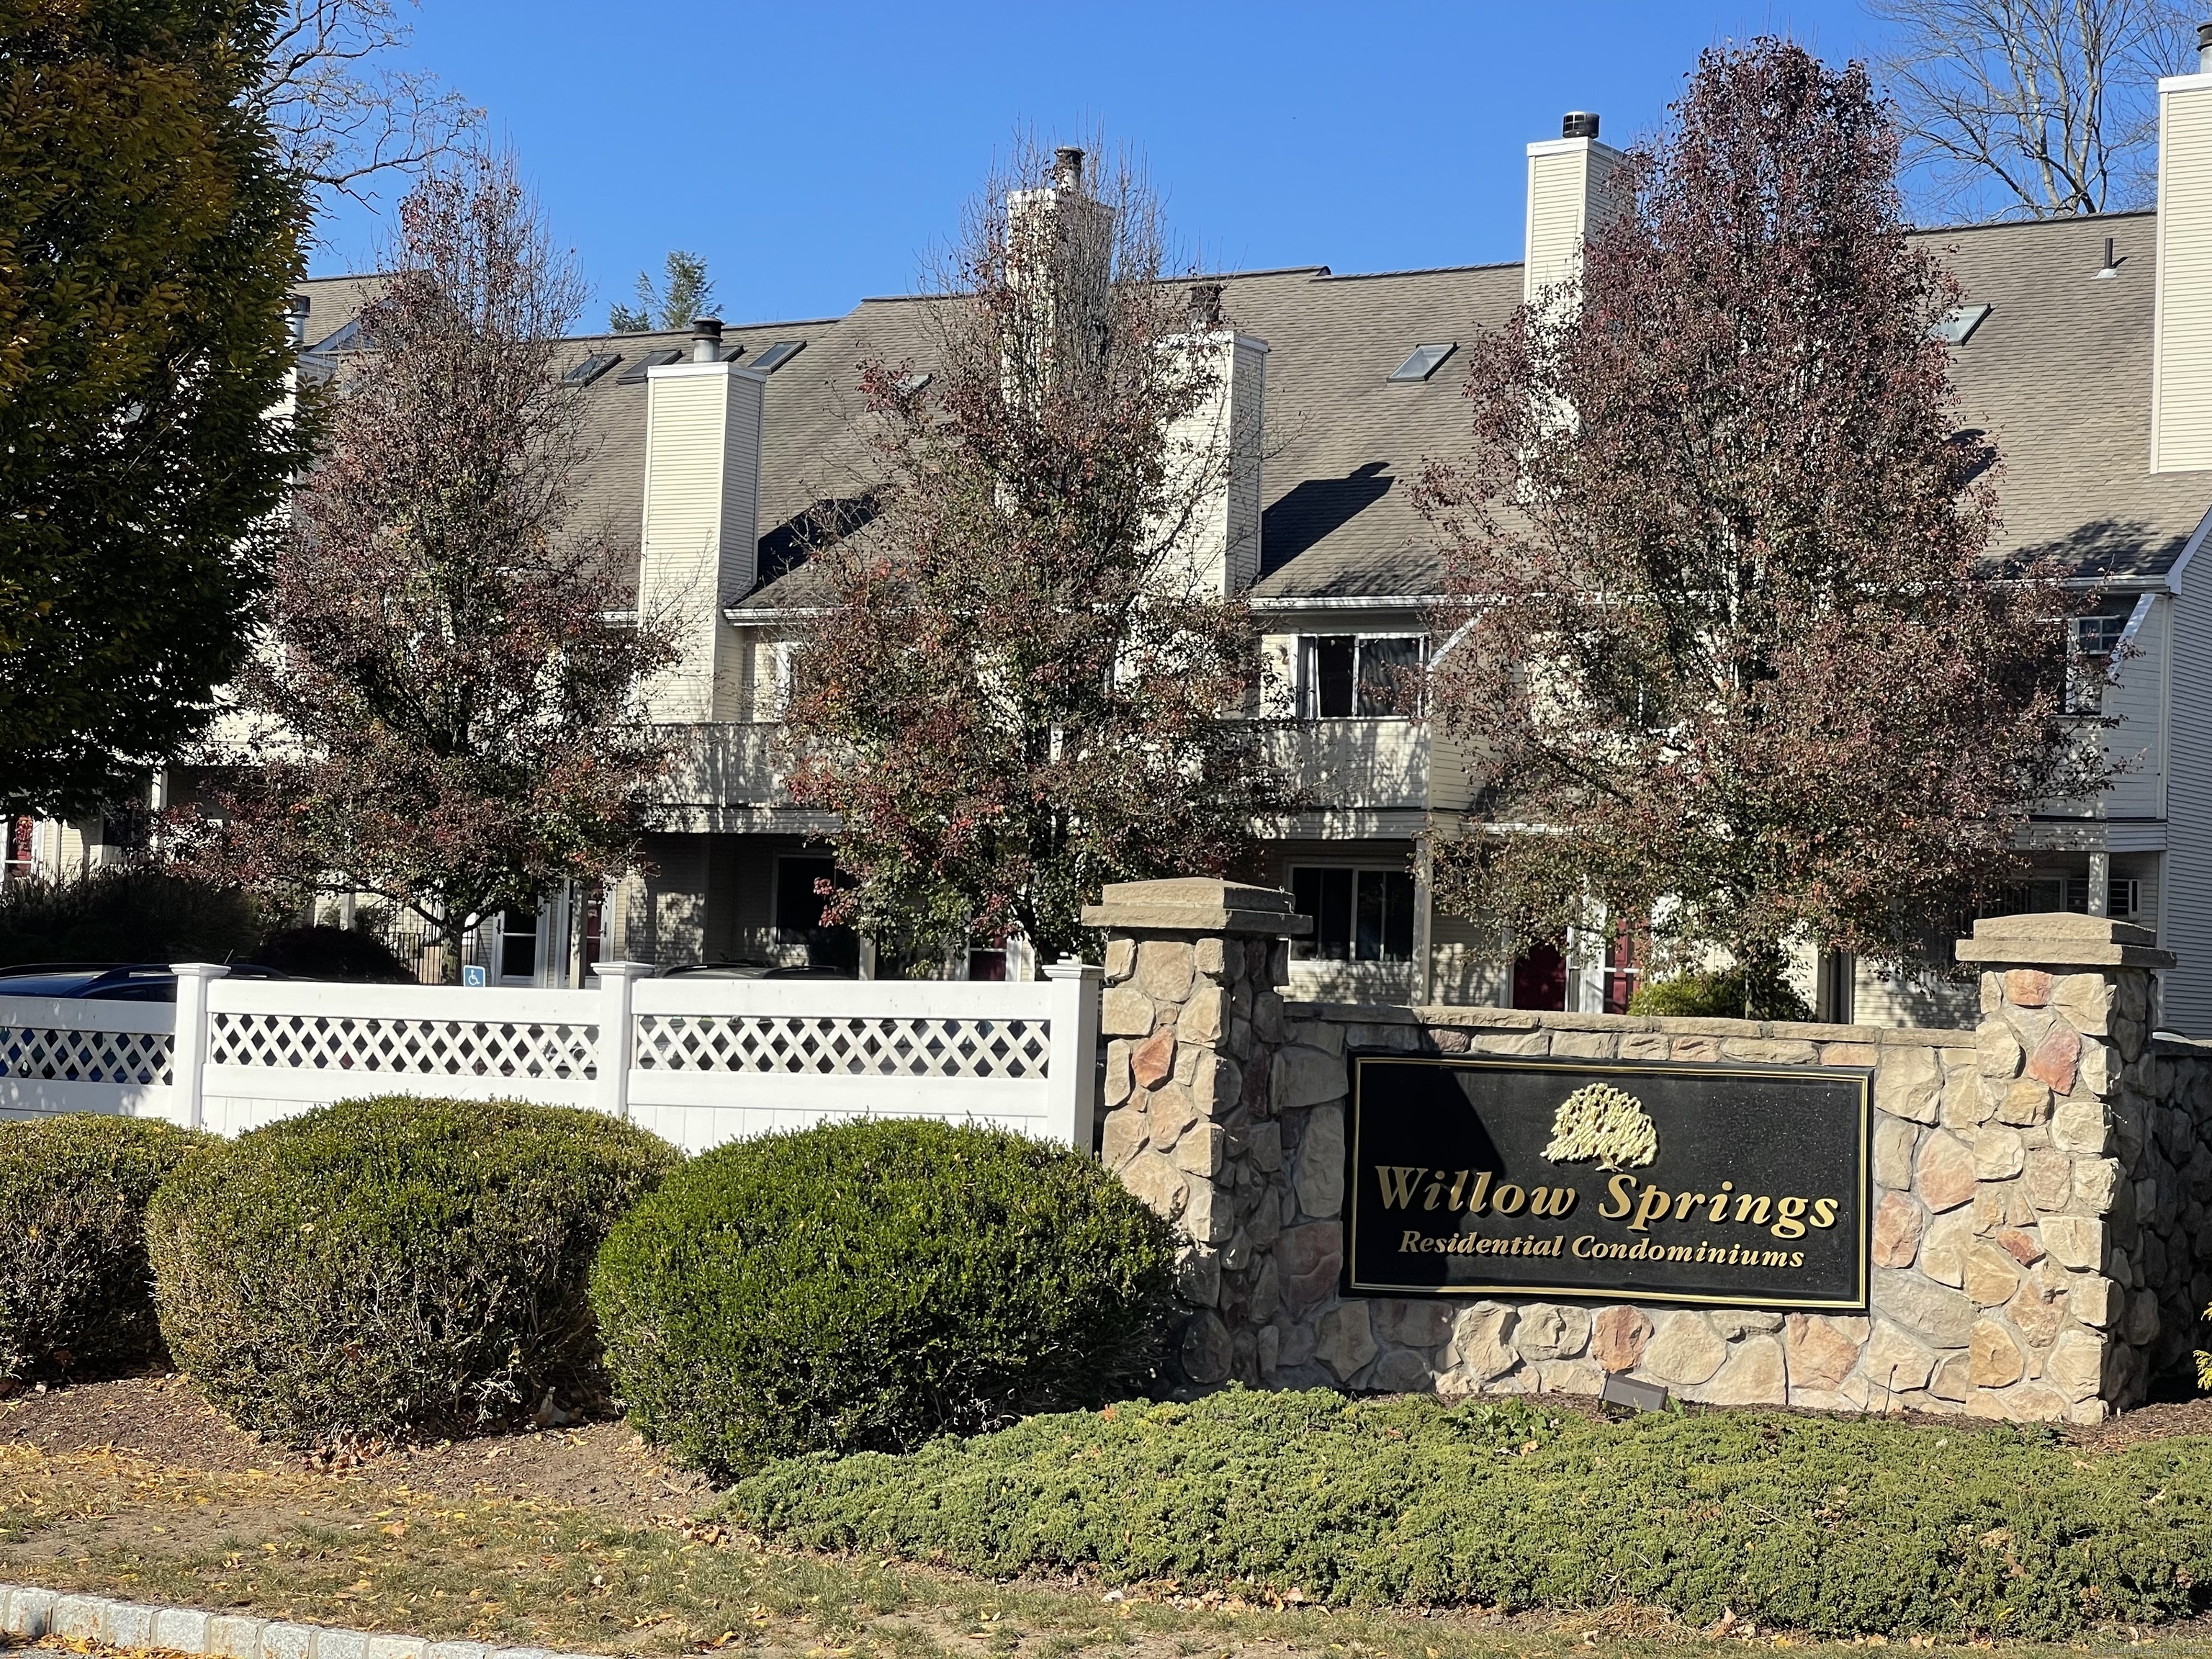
[294,203,2212,613]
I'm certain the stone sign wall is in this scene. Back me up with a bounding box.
[1082,881,2212,1424]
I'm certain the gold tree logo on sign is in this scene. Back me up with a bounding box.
[1543,1082,1658,1173]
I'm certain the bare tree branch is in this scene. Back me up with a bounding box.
[249,0,480,207]
[1869,0,2197,218]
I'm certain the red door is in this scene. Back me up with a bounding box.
[1512,941,1568,1011]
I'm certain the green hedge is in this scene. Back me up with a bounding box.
[146,1096,680,1443]
[725,1388,2212,1638]
[1628,967,1812,1022]
[591,1119,1176,1480]
[0,866,261,968]
[0,1115,212,1382]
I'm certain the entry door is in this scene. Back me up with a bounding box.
[1512,941,1568,1011]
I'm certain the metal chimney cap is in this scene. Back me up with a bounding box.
[691,318,724,341]
[1562,111,1601,139]
[2198,19,2212,48]
[1054,146,1085,191]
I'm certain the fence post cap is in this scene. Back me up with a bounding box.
[1954,912,2177,970]
[590,961,656,981]
[1043,958,1101,982]
[168,962,232,979]
[1080,876,1313,938]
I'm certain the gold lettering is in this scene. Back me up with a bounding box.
[1447,1170,1470,1210]
[1707,1182,1734,1223]
[1377,1166,1424,1209]
[1493,1183,1526,1216]
[1791,1251,1804,1267]
[1665,1244,1694,1262]
[1629,1185,1672,1232]
[1732,1193,1771,1226]
[1400,1229,1424,1251]
[1809,1197,1838,1230]
[1771,1196,1809,1239]
[1571,1234,1596,1258]
[1466,1170,1495,1215]
[1600,1173,1637,1219]
[1527,1185,1578,1218]
[1422,1177,1447,1210]
[1759,1248,1791,1267]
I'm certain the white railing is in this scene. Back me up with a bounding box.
[0,961,1102,1154]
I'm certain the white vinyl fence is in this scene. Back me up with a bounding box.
[0,961,1102,1153]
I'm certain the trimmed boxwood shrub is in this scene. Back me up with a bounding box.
[1628,966,1813,1022]
[0,1115,213,1383]
[590,1119,1177,1479]
[146,1096,680,1443]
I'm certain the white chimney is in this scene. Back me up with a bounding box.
[1156,283,1267,597]
[1524,111,1629,310]
[2151,28,2212,472]
[638,318,765,722]
[1005,145,1114,390]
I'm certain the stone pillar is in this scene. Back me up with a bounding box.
[1954,912,2177,1416]
[1079,878,1307,1387]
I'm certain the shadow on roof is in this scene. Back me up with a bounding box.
[756,491,887,586]
[2004,516,2190,580]
[1262,462,1395,575]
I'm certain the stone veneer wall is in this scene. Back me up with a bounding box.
[1089,883,2212,1424]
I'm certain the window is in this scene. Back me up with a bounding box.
[1300,634,1424,717]
[616,348,685,385]
[777,855,858,971]
[1388,343,1457,382]
[1291,866,1416,963]
[498,909,537,981]
[2067,601,2136,712]
[562,351,622,387]
[1928,305,1990,346]
[747,339,806,374]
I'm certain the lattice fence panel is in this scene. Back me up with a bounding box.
[0,1024,174,1085]
[635,1015,1052,1079]
[209,1013,599,1079]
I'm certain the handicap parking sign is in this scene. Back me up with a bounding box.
[462,964,487,987]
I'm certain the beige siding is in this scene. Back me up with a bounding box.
[1524,138,1627,307]
[2154,80,2212,472]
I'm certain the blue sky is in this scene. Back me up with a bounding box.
[312,0,1893,328]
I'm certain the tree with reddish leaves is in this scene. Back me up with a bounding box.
[780,140,1294,972]
[172,150,675,979]
[1418,41,2110,1010]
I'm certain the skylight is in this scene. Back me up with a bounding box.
[895,371,932,395]
[1388,342,1456,383]
[562,351,622,387]
[302,318,362,356]
[748,339,806,374]
[1930,305,1991,346]
[616,348,685,385]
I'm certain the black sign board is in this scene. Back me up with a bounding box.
[1344,1053,1871,1309]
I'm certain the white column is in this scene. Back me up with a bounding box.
[591,961,653,1120]
[1043,958,1103,1151]
[168,962,230,1130]
[2088,850,2112,917]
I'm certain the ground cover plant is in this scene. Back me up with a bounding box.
[0,1115,212,1384]
[145,1096,680,1443]
[592,1119,1177,1479]
[726,1388,2212,1640]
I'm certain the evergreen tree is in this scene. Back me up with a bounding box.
[0,0,309,816]
[608,248,714,333]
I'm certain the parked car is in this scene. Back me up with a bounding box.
[0,963,290,1002]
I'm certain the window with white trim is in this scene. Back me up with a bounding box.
[1290,866,1416,963]
[1299,634,1424,718]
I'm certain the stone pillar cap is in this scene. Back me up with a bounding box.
[1081,876,1313,938]
[1954,912,2176,969]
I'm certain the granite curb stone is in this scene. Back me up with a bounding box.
[0,1585,617,1659]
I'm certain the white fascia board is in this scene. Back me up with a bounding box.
[1246,593,1442,611]
[1524,136,1624,162]
[2160,71,2212,92]
[2161,500,2212,590]
[724,605,833,623]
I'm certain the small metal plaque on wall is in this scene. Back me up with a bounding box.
[1342,1053,1871,1310]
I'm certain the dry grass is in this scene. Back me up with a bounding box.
[0,1444,2210,1659]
